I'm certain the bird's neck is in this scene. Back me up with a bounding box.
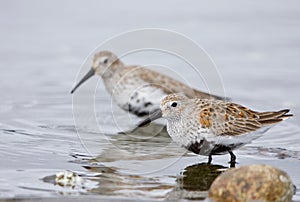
[101,63,124,95]
[167,117,183,130]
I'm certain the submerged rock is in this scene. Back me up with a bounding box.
[208,164,294,202]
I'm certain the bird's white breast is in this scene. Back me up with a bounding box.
[167,117,210,148]
[103,72,167,115]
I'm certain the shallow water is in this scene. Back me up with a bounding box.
[1,0,300,201]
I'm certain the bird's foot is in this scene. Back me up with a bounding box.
[228,150,237,168]
[228,160,237,168]
[207,155,212,165]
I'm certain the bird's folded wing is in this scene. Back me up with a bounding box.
[199,102,262,136]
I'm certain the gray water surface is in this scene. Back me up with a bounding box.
[1,0,300,201]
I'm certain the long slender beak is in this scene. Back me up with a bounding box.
[128,109,163,133]
[70,68,95,94]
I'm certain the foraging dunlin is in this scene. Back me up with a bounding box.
[135,94,292,166]
[71,51,225,117]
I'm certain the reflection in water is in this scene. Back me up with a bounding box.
[83,164,174,199]
[119,122,167,136]
[89,123,186,164]
[166,163,228,200]
[69,127,225,199]
[71,156,228,200]
[66,126,181,199]
[179,163,228,191]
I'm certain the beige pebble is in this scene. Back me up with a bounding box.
[208,164,294,202]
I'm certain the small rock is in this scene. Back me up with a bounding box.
[208,164,294,202]
[55,171,84,188]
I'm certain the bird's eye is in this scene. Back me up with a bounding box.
[103,58,108,64]
[171,102,177,107]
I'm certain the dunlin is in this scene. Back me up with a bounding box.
[135,94,292,166]
[71,51,225,117]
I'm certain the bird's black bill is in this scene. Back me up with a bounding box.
[70,68,95,94]
[128,109,163,133]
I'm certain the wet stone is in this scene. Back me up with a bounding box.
[208,164,295,202]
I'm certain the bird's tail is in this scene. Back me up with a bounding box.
[258,109,293,125]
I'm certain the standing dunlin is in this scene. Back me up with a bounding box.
[135,94,292,166]
[71,51,225,117]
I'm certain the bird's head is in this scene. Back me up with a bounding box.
[160,94,188,120]
[70,51,123,94]
[133,94,188,130]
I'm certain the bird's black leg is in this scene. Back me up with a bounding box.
[228,150,236,168]
[207,155,212,164]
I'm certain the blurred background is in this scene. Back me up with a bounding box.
[0,0,300,201]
